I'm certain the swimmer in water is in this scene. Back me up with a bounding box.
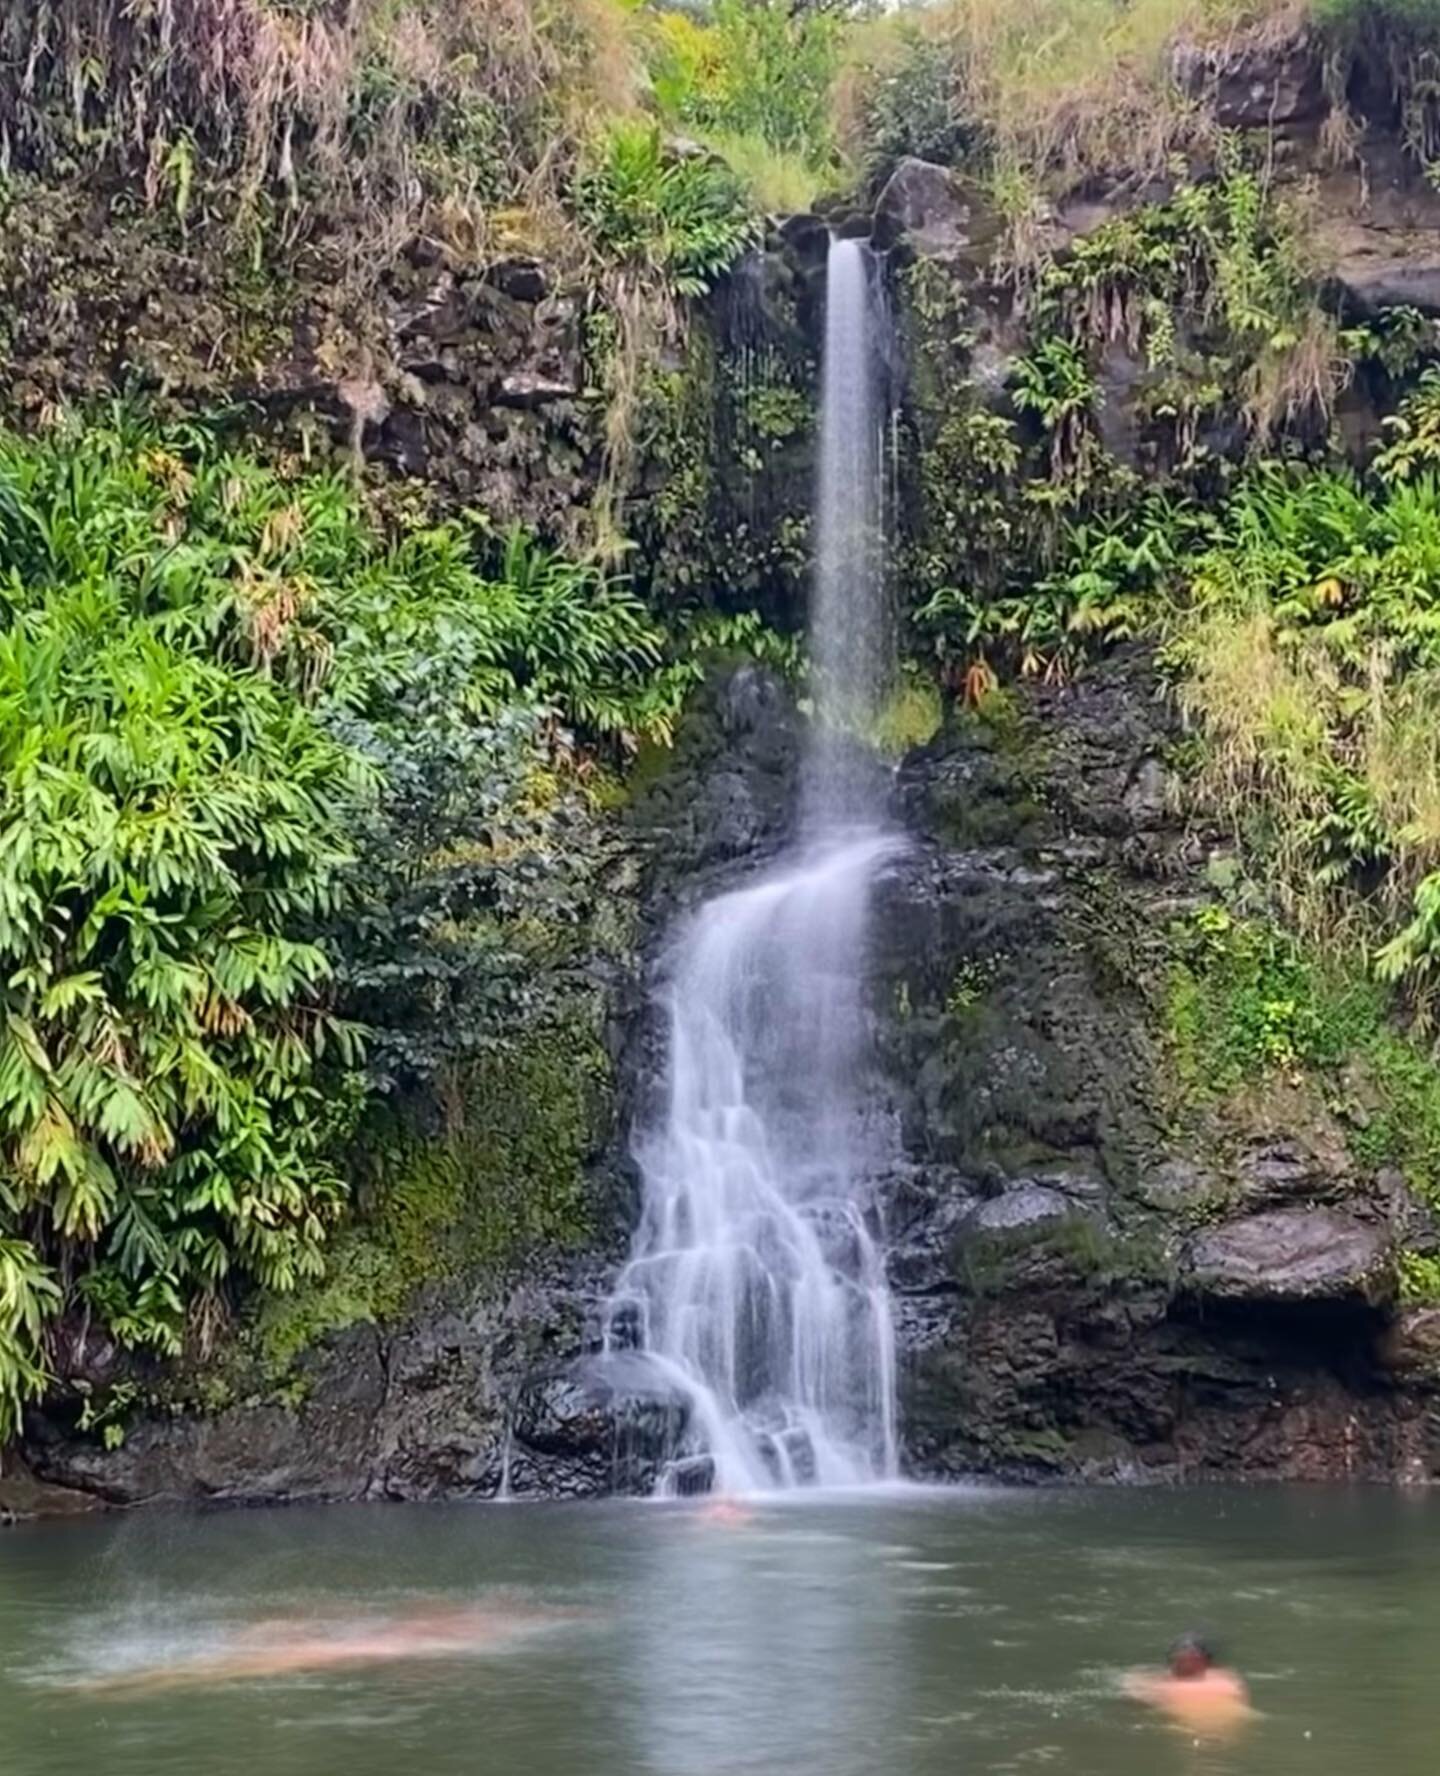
[1122,1633,1254,1737]
[699,1492,754,1527]
[78,1599,578,1693]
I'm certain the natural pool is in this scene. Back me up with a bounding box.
[3,1485,1434,1776]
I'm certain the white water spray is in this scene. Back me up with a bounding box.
[607,238,899,1493]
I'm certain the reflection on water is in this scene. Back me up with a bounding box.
[3,1484,1439,1775]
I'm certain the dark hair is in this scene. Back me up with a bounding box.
[1168,1633,1217,1668]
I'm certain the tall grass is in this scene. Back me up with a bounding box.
[0,0,646,261]
[839,0,1308,205]
[697,130,830,213]
[642,0,844,207]
[1166,464,1440,996]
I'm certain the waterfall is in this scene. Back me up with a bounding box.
[809,235,891,821]
[607,238,899,1494]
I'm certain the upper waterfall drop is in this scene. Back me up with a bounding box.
[809,235,891,814]
[606,235,900,1495]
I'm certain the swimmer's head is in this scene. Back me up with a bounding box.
[1167,1634,1215,1679]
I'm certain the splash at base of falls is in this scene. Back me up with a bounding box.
[606,826,901,1496]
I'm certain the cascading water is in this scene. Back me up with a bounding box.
[606,238,899,1494]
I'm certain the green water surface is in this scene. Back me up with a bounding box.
[2,1484,1434,1774]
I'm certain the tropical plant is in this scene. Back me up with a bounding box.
[649,0,843,171]
[575,121,757,298]
[1374,364,1440,481]
[0,410,708,1437]
[1010,338,1102,479]
[1165,461,1440,997]
[837,18,967,177]
[0,441,367,1437]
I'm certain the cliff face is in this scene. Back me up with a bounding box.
[21,665,807,1506]
[26,650,1440,1505]
[880,656,1440,1483]
[18,24,1440,1508]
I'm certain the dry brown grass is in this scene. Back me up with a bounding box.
[1244,301,1349,439]
[844,0,1305,187]
[838,0,1329,288]
[0,0,644,265]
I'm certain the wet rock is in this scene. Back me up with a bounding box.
[1171,29,1325,129]
[1314,150,1440,317]
[1122,754,1171,827]
[1379,1309,1440,1383]
[508,1358,686,1497]
[514,1373,616,1457]
[885,652,1440,1484]
[1235,1131,1354,1209]
[1183,1208,1392,1305]
[777,212,831,268]
[718,661,800,756]
[967,1186,1073,1235]
[631,665,802,883]
[1328,237,1440,316]
[485,258,549,303]
[827,208,875,242]
[0,1460,100,1524]
[494,369,580,408]
[1095,341,1147,467]
[1133,1157,1224,1214]
[967,339,1016,400]
[873,158,972,256]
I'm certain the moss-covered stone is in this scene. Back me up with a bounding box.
[1158,902,1440,1225]
[253,1019,612,1375]
[631,251,818,630]
[953,1214,1174,1298]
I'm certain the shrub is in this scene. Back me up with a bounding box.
[838,19,969,177]
[0,409,705,1437]
[0,423,367,1436]
[0,0,648,248]
[575,121,757,299]
[1165,452,1440,998]
[651,0,842,162]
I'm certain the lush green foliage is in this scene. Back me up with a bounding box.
[655,0,840,155]
[1038,167,1337,440]
[898,130,1440,1018]
[647,0,843,203]
[839,0,1288,214]
[1165,445,1440,996]
[838,18,968,178]
[9,0,1440,270]
[1166,905,1440,1239]
[1167,905,1382,1091]
[575,122,757,298]
[911,333,1440,998]
[0,411,722,1439]
[905,166,1329,687]
[0,422,363,1435]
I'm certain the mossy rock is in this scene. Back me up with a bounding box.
[252,1021,613,1375]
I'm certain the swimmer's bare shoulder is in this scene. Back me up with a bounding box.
[1120,1636,1254,1736]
